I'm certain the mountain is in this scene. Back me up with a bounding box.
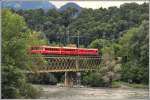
[59,3,81,12]
[2,0,56,10]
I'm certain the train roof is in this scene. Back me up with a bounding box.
[32,46,98,50]
[62,47,98,50]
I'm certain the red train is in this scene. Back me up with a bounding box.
[31,46,98,55]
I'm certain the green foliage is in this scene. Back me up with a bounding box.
[81,72,105,87]
[28,73,57,85]
[61,7,78,27]
[89,39,110,48]
[21,84,41,99]
[114,81,148,89]
[111,81,121,88]
[125,83,148,89]
[2,10,46,98]
[88,38,122,87]
[2,65,25,98]
[99,45,122,87]
[15,3,148,47]
[89,38,110,55]
[119,20,148,84]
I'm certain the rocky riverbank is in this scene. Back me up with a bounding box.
[32,84,149,100]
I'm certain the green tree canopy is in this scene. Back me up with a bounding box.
[118,20,148,84]
[2,9,47,98]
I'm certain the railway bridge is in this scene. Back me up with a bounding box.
[28,46,101,87]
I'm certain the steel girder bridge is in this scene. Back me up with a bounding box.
[28,55,101,87]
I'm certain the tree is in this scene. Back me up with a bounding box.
[89,38,111,57]
[84,39,121,87]
[2,9,46,98]
[99,46,121,87]
[81,72,105,87]
[118,20,148,84]
[28,73,57,85]
[61,7,79,27]
[14,3,148,47]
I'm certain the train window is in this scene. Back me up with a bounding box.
[45,48,59,51]
[53,48,59,51]
[64,49,75,51]
[64,49,69,51]
[45,48,51,50]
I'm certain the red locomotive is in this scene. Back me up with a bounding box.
[31,46,98,55]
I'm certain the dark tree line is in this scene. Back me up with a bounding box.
[15,3,148,46]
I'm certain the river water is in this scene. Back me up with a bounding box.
[33,85,149,100]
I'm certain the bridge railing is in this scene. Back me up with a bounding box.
[27,55,101,73]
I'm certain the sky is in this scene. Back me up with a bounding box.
[49,1,148,9]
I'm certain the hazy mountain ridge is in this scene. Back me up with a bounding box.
[59,2,81,12]
[2,1,56,10]
[2,1,82,11]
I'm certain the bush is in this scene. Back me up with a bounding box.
[111,81,121,88]
[27,73,57,85]
[2,65,40,99]
[21,84,41,99]
[81,72,105,87]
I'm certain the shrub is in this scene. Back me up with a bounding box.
[81,72,105,87]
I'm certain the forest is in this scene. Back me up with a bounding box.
[2,2,149,98]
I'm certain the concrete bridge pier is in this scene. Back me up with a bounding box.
[76,72,81,85]
[64,72,73,87]
[64,72,80,87]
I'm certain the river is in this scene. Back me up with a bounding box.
[33,84,149,100]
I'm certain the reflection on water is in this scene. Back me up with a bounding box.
[33,85,149,100]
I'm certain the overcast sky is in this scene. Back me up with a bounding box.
[49,1,148,9]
